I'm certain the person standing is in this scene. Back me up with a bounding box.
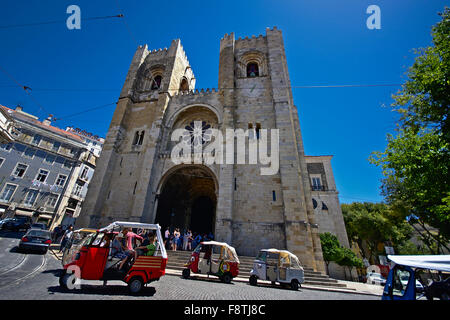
[183,230,190,251]
[52,225,61,243]
[59,225,73,253]
[164,227,170,249]
[172,228,180,251]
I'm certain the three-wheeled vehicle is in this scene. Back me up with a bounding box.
[249,249,304,290]
[182,241,240,283]
[59,221,167,294]
[382,255,450,300]
[61,228,97,266]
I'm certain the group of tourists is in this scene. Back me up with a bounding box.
[163,227,214,251]
[101,227,158,271]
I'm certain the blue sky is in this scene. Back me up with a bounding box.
[0,1,447,204]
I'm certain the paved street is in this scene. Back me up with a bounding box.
[0,230,377,300]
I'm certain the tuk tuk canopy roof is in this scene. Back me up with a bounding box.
[73,228,97,233]
[99,221,167,259]
[388,255,450,272]
[259,248,303,269]
[201,241,240,263]
[99,221,161,232]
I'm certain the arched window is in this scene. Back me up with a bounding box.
[151,75,162,90]
[246,63,259,77]
[132,131,145,146]
[179,78,189,91]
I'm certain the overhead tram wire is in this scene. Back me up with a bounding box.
[0,83,403,92]
[114,0,139,47]
[0,14,124,29]
[52,101,117,122]
[0,64,51,117]
[0,81,402,121]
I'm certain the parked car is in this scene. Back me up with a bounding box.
[18,229,52,253]
[1,216,32,232]
[367,272,387,286]
[0,218,15,229]
[400,274,424,293]
[30,223,48,230]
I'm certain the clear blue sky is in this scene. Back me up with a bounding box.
[0,1,447,204]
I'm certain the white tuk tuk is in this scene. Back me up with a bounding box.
[249,248,304,290]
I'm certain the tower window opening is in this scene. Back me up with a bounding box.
[247,62,259,77]
[256,123,261,140]
[151,75,162,89]
[133,131,145,146]
[179,78,189,91]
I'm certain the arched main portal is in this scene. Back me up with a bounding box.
[155,166,217,235]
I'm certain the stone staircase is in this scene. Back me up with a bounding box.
[166,250,348,289]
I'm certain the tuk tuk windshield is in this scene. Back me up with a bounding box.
[256,251,267,262]
[62,231,96,266]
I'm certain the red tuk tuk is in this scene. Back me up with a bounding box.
[59,221,167,294]
[182,241,240,283]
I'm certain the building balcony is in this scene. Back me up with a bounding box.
[311,185,327,191]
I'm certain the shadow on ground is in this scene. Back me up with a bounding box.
[0,230,25,239]
[47,284,157,297]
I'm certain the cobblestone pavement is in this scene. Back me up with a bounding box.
[0,231,378,300]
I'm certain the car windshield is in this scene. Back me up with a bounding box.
[27,230,51,238]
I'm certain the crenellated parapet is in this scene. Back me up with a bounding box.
[172,88,218,96]
[235,34,267,50]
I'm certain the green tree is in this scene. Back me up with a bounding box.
[342,202,412,263]
[369,8,450,252]
[319,232,344,273]
[336,247,364,281]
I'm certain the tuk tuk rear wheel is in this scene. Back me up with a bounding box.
[290,279,299,291]
[182,269,190,279]
[128,277,144,295]
[222,273,232,284]
[249,275,258,286]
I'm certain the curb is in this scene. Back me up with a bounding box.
[163,268,382,297]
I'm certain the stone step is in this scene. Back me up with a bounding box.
[164,251,348,289]
[166,261,328,277]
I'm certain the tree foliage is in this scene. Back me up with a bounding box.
[369,7,450,251]
[319,232,343,267]
[342,202,412,263]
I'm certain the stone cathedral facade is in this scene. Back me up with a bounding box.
[76,27,351,273]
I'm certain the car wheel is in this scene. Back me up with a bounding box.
[222,273,232,284]
[249,275,258,286]
[128,277,144,295]
[182,268,190,279]
[290,279,299,291]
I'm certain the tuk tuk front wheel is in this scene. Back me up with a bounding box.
[128,277,144,295]
[249,275,258,286]
[182,268,190,279]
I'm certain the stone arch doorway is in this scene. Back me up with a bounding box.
[155,165,217,236]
